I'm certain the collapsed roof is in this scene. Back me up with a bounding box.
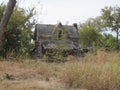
[34,23,80,40]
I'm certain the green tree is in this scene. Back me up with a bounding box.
[0,3,35,57]
[101,34,116,51]
[101,6,120,50]
[79,16,103,31]
[0,3,5,20]
[0,0,16,49]
[79,26,102,48]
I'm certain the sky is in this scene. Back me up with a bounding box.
[0,0,120,25]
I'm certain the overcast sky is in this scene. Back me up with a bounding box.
[1,0,120,24]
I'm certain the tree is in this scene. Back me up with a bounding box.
[101,34,116,51]
[0,3,36,57]
[79,26,102,48]
[79,16,103,31]
[0,0,16,49]
[101,6,120,50]
[79,16,104,49]
[5,7,35,56]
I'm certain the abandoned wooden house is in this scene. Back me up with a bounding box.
[33,23,81,58]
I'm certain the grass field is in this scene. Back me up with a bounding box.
[0,50,120,90]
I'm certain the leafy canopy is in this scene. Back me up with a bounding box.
[0,3,36,56]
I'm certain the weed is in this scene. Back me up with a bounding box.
[3,73,15,80]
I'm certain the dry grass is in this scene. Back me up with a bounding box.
[0,60,66,90]
[0,60,59,81]
[0,80,64,90]
[80,50,120,63]
[0,50,120,90]
[60,50,120,90]
[60,62,120,90]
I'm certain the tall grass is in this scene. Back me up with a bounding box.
[0,50,120,90]
[60,50,120,90]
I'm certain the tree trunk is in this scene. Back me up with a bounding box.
[0,0,16,48]
[116,29,119,50]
